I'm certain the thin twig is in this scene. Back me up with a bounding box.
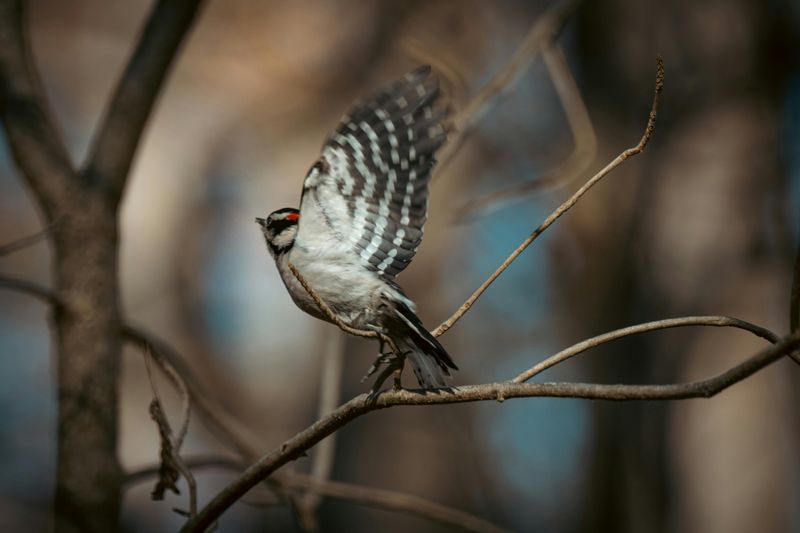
[125,456,245,488]
[0,0,75,216]
[0,276,793,530]
[432,57,664,337]
[144,346,197,517]
[0,276,57,304]
[455,43,597,220]
[283,476,510,533]
[512,316,780,383]
[436,0,579,174]
[144,341,192,450]
[82,0,206,203]
[126,456,509,533]
[127,326,511,532]
[180,330,800,533]
[123,326,267,463]
[0,223,54,256]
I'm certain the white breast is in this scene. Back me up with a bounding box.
[277,243,386,329]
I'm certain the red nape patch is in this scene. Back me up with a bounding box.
[287,212,300,221]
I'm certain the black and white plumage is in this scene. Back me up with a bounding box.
[257,66,457,389]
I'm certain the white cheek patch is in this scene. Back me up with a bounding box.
[273,227,297,249]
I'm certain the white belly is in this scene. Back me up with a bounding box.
[277,243,388,329]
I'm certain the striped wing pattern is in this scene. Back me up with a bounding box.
[298,66,448,279]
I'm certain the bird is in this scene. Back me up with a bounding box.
[256,65,457,389]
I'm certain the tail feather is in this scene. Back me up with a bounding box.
[406,349,447,389]
[388,299,458,389]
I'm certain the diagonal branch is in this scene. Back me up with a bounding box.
[0,276,510,531]
[433,57,664,337]
[83,0,205,203]
[0,222,54,256]
[454,42,597,219]
[181,331,800,532]
[283,476,510,533]
[512,316,780,383]
[0,275,793,531]
[436,0,579,175]
[0,0,75,216]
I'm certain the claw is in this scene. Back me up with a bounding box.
[364,350,412,392]
[392,367,403,391]
[360,351,396,382]
[368,363,397,394]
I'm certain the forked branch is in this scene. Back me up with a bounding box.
[181,329,799,532]
[83,0,205,203]
[0,0,75,215]
[455,42,597,219]
[512,316,779,383]
[433,57,664,337]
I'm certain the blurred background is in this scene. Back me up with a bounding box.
[1,0,799,531]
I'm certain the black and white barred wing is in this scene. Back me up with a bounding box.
[296,66,448,279]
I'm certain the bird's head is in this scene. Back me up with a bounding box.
[256,208,300,259]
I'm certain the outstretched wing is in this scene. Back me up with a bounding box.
[296,65,448,279]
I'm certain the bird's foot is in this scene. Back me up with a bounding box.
[364,350,408,394]
[361,351,397,383]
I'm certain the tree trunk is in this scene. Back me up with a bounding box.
[52,195,122,533]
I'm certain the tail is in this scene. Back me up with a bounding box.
[387,299,458,389]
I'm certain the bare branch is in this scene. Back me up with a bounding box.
[434,0,578,178]
[455,43,597,220]
[123,327,267,462]
[127,456,510,533]
[0,222,54,256]
[126,325,513,531]
[0,277,266,463]
[181,330,800,532]
[0,276,57,304]
[282,476,510,533]
[513,316,780,383]
[456,0,577,126]
[432,57,664,337]
[83,0,205,202]
[0,0,75,215]
[145,344,192,449]
[1,274,792,532]
[125,456,245,488]
[143,347,196,517]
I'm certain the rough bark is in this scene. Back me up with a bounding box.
[50,197,123,532]
[0,0,204,529]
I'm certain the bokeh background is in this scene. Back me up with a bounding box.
[1,0,799,531]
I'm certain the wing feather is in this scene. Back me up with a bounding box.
[296,66,448,279]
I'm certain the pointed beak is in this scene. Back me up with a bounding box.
[255,217,267,227]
